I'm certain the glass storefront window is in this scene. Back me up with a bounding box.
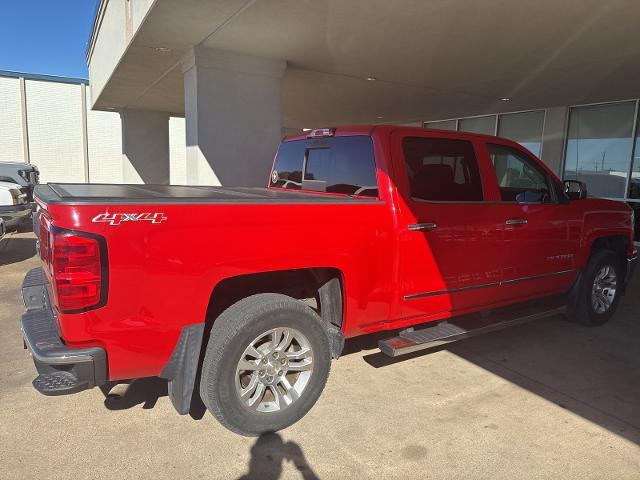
[629,107,640,200]
[564,102,636,199]
[458,115,496,135]
[497,111,545,157]
[424,119,457,131]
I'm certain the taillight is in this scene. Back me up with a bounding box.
[50,228,107,313]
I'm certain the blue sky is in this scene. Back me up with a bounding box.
[0,0,99,79]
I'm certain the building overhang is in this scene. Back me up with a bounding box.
[87,0,640,126]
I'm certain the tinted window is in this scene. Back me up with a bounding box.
[271,140,305,189]
[403,137,483,202]
[271,136,378,197]
[488,144,552,202]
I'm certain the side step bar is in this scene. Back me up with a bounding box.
[379,298,567,357]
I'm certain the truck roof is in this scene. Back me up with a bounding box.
[282,124,509,143]
[35,183,382,206]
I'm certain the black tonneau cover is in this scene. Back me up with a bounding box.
[35,184,381,205]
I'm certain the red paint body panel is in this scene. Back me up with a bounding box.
[35,125,635,381]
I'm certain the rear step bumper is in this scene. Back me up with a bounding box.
[380,297,567,357]
[20,267,107,396]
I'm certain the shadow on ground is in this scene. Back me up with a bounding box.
[102,382,320,478]
[0,236,36,266]
[101,376,208,420]
[237,433,319,480]
[355,288,640,445]
[102,377,169,411]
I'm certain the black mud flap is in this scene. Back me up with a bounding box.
[159,324,205,415]
[326,323,345,359]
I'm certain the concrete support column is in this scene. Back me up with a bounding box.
[182,46,286,186]
[120,108,170,184]
[282,127,302,137]
[540,106,569,177]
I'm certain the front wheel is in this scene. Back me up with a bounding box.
[200,293,331,436]
[566,249,623,326]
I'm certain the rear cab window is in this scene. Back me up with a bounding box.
[270,135,379,198]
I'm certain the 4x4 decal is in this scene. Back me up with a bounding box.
[92,212,167,226]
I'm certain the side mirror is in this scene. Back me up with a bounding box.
[563,180,588,200]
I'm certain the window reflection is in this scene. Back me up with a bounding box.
[424,119,457,131]
[488,144,551,202]
[270,137,378,197]
[458,116,496,135]
[564,102,635,199]
[497,111,545,157]
[629,109,640,200]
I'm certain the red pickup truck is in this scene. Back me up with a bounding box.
[21,125,636,436]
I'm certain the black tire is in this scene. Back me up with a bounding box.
[566,249,623,326]
[17,216,33,233]
[200,293,331,436]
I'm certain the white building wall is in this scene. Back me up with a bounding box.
[169,116,187,184]
[120,108,169,184]
[87,0,127,108]
[0,73,190,186]
[86,95,124,183]
[25,80,85,183]
[131,0,155,34]
[0,76,24,162]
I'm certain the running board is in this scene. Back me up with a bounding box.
[379,298,567,357]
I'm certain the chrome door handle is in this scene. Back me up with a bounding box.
[408,223,438,231]
[505,218,528,225]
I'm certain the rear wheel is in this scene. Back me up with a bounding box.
[566,249,622,326]
[200,293,331,436]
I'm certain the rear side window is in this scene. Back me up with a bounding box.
[271,136,378,197]
[402,137,483,202]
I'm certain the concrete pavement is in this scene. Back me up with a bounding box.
[1,232,639,479]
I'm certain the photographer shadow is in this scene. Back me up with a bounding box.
[238,433,319,480]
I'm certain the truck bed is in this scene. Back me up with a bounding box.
[35,184,381,205]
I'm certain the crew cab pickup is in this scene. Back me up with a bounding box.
[21,125,636,436]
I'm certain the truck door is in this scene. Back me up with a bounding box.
[391,131,507,319]
[479,141,581,301]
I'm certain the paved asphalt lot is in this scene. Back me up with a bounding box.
[1,231,639,479]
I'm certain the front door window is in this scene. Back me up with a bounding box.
[487,144,553,203]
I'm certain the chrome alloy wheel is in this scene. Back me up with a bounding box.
[235,327,314,413]
[591,264,617,314]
